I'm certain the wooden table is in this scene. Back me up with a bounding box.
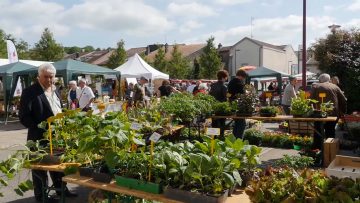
[61,174,251,203]
[29,163,81,172]
[211,115,337,122]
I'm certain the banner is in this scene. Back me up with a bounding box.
[6,40,18,63]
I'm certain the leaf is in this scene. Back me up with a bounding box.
[232,170,242,186]
[0,179,8,186]
[231,158,241,169]
[223,172,235,187]
[14,188,23,196]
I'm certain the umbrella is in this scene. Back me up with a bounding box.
[239,65,256,71]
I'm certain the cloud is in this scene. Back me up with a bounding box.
[167,2,216,17]
[62,0,174,36]
[344,18,360,28]
[214,0,252,5]
[347,0,360,11]
[0,0,67,39]
[185,15,335,49]
[179,20,204,33]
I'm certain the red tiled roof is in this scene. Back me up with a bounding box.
[146,44,206,62]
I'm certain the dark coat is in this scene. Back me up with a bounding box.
[310,82,347,116]
[227,78,245,101]
[209,81,227,102]
[19,82,62,141]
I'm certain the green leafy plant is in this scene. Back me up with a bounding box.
[259,106,278,117]
[212,102,237,116]
[290,91,317,117]
[275,155,314,169]
[236,92,258,116]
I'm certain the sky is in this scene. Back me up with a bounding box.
[0,0,359,50]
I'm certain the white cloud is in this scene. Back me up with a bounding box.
[348,0,360,11]
[0,0,67,39]
[185,15,335,49]
[214,0,252,5]
[167,2,216,17]
[344,18,360,28]
[179,20,204,33]
[62,0,174,36]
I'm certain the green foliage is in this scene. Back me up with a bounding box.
[0,29,6,58]
[275,155,314,169]
[236,91,258,116]
[31,28,64,61]
[311,28,360,112]
[290,91,317,117]
[168,44,190,79]
[64,45,95,54]
[212,102,237,116]
[259,106,278,117]
[107,39,127,69]
[0,29,30,59]
[199,36,222,79]
[153,47,168,73]
[245,167,360,203]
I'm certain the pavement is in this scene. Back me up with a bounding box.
[0,121,298,203]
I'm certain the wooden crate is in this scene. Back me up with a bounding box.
[326,155,360,180]
[289,121,314,135]
[323,138,339,167]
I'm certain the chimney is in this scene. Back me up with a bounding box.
[165,43,169,53]
[218,43,223,49]
[75,52,80,59]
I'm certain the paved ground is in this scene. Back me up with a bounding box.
[0,122,298,203]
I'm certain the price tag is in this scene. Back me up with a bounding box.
[265,92,272,98]
[206,128,220,136]
[131,122,142,130]
[319,93,326,98]
[149,132,162,143]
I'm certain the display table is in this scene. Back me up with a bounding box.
[211,115,337,122]
[61,174,251,203]
[30,163,81,172]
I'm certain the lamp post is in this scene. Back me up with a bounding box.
[234,49,241,75]
[298,45,302,74]
[302,0,307,89]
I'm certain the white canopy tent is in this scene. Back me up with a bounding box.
[294,71,316,79]
[115,53,169,80]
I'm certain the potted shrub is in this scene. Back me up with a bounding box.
[290,91,316,117]
[236,92,258,116]
[259,106,277,117]
[212,102,236,116]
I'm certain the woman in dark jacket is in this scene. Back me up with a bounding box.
[209,70,229,137]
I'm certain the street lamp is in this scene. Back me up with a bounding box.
[234,49,241,74]
[298,45,302,74]
[328,24,341,34]
[302,0,307,89]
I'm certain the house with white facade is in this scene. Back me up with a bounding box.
[228,37,298,77]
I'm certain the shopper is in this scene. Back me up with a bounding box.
[282,77,297,115]
[67,80,80,110]
[158,80,173,97]
[78,78,95,112]
[132,76,149,107]
[310,73,347,149]
[19,63,77,202]
[228,69,248,139]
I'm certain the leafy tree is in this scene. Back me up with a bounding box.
[107,40,127,69]
[83,45,94,52]
[0,29,7,58]
[64,46,81,54]
[0,29,30,59]
[168,44,190,79]
[153,47,168,72]
[193,58,200,79]
[139,52,152,64]
[199,36,222,79]
[31,28,64,61]
[16,39,30,59]
[311,28,360,112]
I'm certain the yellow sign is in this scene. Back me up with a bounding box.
[319,93,326,98]
[265,93,272,98]
[206,128,221,136]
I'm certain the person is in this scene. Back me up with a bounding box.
[281,77,297,115]
[132,76,149,107]
[228,69,248,139]
[78,78,95,112]
[192,81,201,95]
[195,83,208,95]
[158,80,179,97]
[209,70,229,137]
[186,81,196,93]
[331,76,341,89]
[19,63,77,202]
[67,80,80,110]
[310,73,347,149]
[268,82,274,91]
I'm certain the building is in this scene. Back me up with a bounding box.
[228,37,298,77]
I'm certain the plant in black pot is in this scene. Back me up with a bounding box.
[259,106,278,117]
[312,101,334,118]
[212,102,237,116]
[236,92,258,116]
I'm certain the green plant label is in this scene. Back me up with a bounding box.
[131,122,142,131]
[149,132,162,143]
[206,128,220,136]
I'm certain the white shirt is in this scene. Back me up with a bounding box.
[78,86,95,109]
[187,84,196,93]
[282,84,297,106]
[44,90,62,115]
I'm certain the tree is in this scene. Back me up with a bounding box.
[153,47,168,73]
[193,58,200,79]
[311,28,360,112]
[0,29,30,59]
[31,28,64,61]
[168,44,190,79]
[16,39,30,59]
[107,40,127,69]
[199,36,222,79]
[0,29,7,58]
[64,46,81,54]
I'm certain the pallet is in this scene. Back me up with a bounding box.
[289,121,314,135]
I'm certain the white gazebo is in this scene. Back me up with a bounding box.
[115,53,169,80]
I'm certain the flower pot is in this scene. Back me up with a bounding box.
[293,144,302,150]
[92,172,112,183]
[79,166,94,177]
[164,187,228,203]
[311,110,327,118]
[33,154,61,165]
[115,175,162,194]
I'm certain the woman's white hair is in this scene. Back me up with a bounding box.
[38,63,56,76]
[79,78,87,84]
[318,73,331,83]
[198,83,208,90]
[69,80,77,85]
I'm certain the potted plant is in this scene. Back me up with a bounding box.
[236,92,258,116]
[212,102,236,116]
[259,106,278,117]
[290,91,317,117]
[312,101,334,118]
